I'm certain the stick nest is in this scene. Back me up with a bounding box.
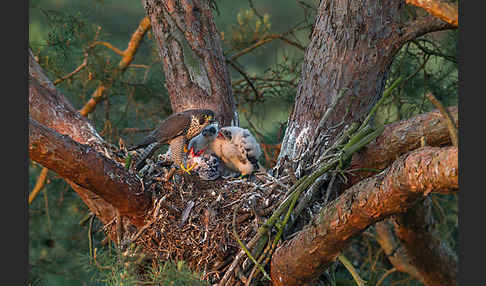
[119,155,285,283]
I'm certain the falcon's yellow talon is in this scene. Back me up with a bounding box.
[180,163,191,174]
[180,162,197,174]
[187,162,197,172]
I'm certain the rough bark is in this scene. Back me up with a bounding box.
[271,146,457,286]
[349,106,458,185]
[392,198,458,286]
[29,118,150,226]
[29,50,105,149]
[143,0,237,126]
[28,0,459,283]
[278,0,404,169]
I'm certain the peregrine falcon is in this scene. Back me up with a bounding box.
[128,109,216,173]
[209,126,262,176]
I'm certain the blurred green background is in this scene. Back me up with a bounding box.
[29,0,458,285]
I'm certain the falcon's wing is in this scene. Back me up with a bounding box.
[128,133,157,150]
[153,112,192,142]
[128,112,192,150]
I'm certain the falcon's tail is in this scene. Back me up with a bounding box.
[133,142,160,170]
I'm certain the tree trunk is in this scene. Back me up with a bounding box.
[278,0,403,172]
[142,0,237,126]
[277,0,453,173]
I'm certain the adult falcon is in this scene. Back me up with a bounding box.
[129,109,216,173]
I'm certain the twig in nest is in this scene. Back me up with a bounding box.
[131,216,156,243]
[306,122,359,171]
[323,171,337,204]
[287,172,327,231]
[338,254,366,286]
[262,173,290,192]
[219,213,268,285]
[153,195,166,220]
[245,231,272,285]
[295,88,349,166]
[179,200,195,227]
[135,176,145,195]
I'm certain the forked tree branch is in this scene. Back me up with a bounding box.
[29,50,106,149]
[399,14,455,46]
[271,146,457,286]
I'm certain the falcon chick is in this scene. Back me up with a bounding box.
[187,124,219,157]
[209,126,262,176]
[128,109,216,173]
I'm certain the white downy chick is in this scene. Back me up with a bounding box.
[209,126,262,176]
